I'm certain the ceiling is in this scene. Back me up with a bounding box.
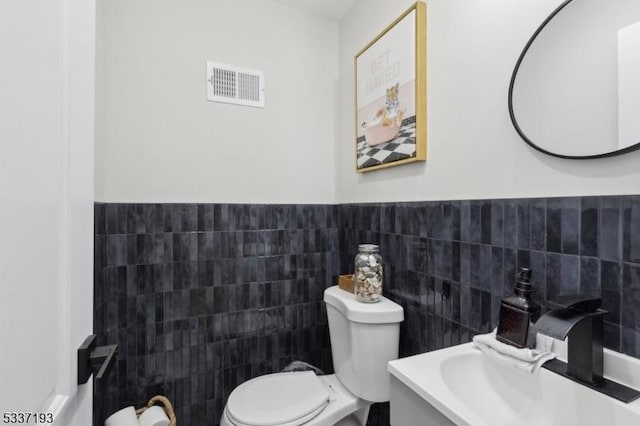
[273,0,358,20]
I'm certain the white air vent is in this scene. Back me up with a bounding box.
[206,62,265,108]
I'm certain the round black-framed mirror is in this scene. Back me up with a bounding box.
[508,0,640,159]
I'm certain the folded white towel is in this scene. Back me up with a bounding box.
[138,406,170,426]
[104,406,138,426]
[472,329,556,374]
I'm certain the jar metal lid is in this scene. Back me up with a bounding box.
[358,244,379,252]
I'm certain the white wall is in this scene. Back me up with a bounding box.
[336,0,640,203]
[98,0,640,205]
[96,0,339,203]
[619,20,640,150]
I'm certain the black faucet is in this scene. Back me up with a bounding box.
[534,295,640,403]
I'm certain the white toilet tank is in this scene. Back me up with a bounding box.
[323,286,404,403]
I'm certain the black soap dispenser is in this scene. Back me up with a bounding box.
[496,267,541,348]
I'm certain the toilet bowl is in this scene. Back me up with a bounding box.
[220,286,404,426]
[219,372,368,426]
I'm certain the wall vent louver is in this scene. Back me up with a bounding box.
[206,62,265,108]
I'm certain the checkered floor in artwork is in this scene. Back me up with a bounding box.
[356,120,417,169]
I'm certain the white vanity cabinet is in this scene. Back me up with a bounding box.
[390,376,455,426]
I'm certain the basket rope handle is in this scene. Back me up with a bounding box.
[135,395,177,426]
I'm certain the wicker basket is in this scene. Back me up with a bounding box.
[338,274,354,293]
[136,395,176,426]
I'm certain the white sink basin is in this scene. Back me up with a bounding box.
[388,342,640,426]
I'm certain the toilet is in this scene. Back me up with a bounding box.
[220,285,404,426]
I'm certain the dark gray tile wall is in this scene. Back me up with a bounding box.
[340,195,640,425]
[94,203,339,425]
[94,195,640,426]
[340,196,640,357]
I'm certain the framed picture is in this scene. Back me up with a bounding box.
[355,2,426,172]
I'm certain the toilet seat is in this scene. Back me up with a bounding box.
[226,371,331,426]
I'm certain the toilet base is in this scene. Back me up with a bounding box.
[336,407,370,426]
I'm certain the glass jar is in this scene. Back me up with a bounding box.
[354,244,383,303]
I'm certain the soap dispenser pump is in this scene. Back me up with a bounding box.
[496,267,541,348]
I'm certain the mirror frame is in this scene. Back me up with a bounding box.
[508,0,640,159]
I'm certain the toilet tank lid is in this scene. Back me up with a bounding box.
[323,285,404,324]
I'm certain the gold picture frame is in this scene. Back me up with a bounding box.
[354,2,426,172]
